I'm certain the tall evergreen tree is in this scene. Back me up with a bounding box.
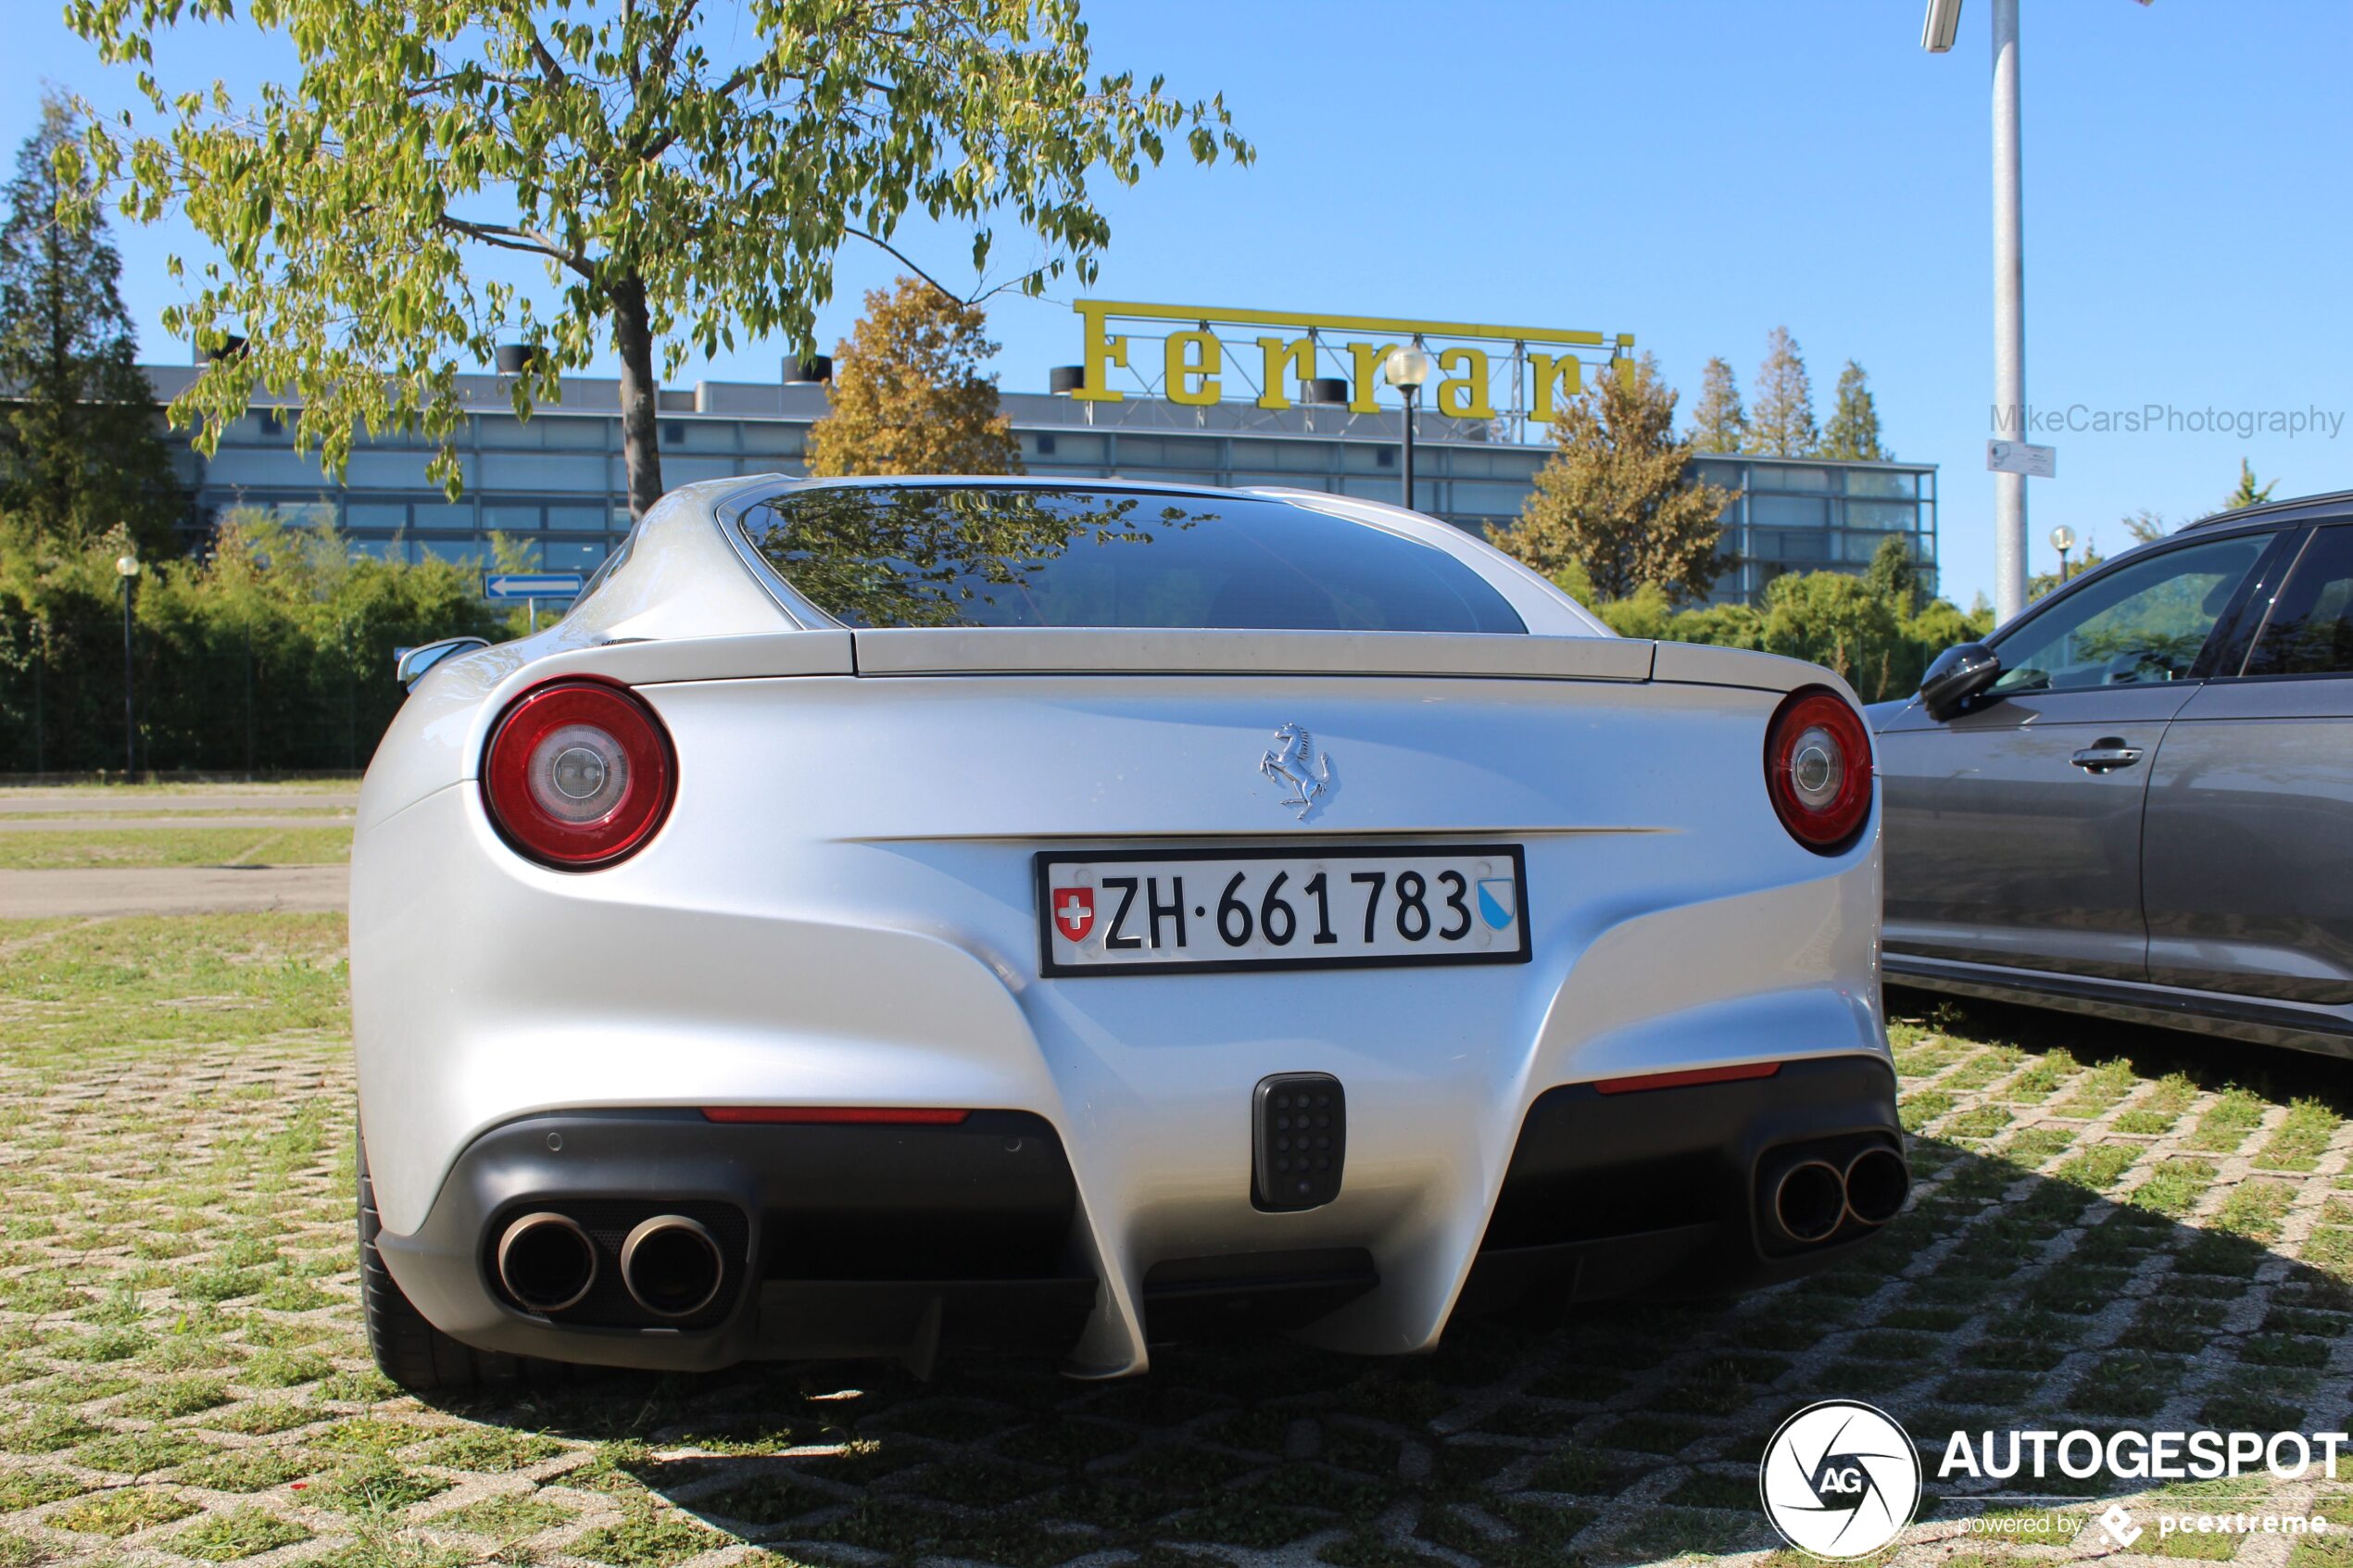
[0,93,182,552]
[1689,356,1747,453]
[805,276,1021,477]
[1819,358,1889,461]
[1747,325,1818,458]
[1489,354,1731,604]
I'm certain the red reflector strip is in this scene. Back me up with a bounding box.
[700,1107,972,1125]
[1592,1061,1781,1096]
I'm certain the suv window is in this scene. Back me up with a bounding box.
[1989,533,2271,695]
[736,486,1528,633]
[2244,525,2353,677]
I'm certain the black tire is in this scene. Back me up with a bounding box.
[357,1129,567,1394]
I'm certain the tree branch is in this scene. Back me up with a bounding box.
[435,214,597,282]
[843,228,976,307]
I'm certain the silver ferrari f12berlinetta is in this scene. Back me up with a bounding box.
[352,476,1904,1386]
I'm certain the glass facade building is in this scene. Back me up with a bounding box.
[151,366,1936,607]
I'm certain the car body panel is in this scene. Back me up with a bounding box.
[1879,684,2197,980]
[2145,679,2353,1003]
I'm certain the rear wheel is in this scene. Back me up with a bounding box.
[357,1129,567,1394]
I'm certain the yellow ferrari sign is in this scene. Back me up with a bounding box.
[1072,300,1633,428]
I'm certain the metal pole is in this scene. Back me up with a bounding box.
[2057,546,2070,584]
[1401,387,1417,510]
[120,575,136,777]
[1991,0,2027,624]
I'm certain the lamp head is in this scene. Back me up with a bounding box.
[2048,525,2077,554]
[1383,346,1434,392]
[115,554,141,579]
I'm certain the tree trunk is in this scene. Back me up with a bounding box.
[611,275,665,521]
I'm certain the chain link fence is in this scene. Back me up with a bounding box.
[0,618,479,775]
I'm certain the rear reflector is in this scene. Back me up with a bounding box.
[699,1107,973,1125]
[1592,1061,1781,1096]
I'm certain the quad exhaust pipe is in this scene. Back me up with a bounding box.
[1843,1146,1911,1226]
[495,1211,597,1313]
[1766,1145,1909,1246]
[620,1215,724,1318]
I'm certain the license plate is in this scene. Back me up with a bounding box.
[1035,844,1529,976]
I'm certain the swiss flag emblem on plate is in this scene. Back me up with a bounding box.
[1051,886,1095,943]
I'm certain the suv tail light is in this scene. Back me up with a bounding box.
[482,679,675,869]
[1764,685,1873,853]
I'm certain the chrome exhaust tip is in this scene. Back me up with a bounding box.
[1843,1146,1911,1227]
[495,1211,597,1313]
[619,1215,724,1319]
[1770,1160,1847,1245]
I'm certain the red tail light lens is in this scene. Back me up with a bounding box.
[482,679,674,869]
[1765,686,1873,853]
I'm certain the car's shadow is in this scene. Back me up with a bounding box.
[430,994,2353,1566]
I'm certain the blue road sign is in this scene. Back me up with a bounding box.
[483,571,586,601]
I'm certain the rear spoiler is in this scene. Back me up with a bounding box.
[495,627,1845,701]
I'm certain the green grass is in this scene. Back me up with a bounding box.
[2187,1087,2270,1152]
[2257,1098,2342,1172]
[0,824,352,869]
[165,1507,314,1562]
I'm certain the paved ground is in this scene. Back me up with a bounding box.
[2,912,2352,1568]
[0,788,356,917]
[0,792,359,815]
[0,821,355,835]
[0,866,350,918]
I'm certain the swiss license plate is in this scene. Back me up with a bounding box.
[1036,844,1529,977]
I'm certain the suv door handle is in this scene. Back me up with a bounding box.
[2070,740,2145,772]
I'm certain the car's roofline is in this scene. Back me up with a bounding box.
[2179,488,2353,533]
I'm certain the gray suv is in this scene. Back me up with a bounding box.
[1869,490,2353,1057]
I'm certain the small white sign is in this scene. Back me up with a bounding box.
[1987,440,2057,478]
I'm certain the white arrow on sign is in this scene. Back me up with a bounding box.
[1987,439,2057,478]
[483,572,587,601]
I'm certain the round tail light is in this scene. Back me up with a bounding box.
[482,679,675,868]
[1764,685,1873,853]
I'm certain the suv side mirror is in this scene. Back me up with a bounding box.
[394,636,490,691]
[1919,641,2004,721]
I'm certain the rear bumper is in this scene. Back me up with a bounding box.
[376,1057,1901,1373]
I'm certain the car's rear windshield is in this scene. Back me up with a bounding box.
[735,486,1527,633]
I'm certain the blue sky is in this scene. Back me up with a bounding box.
[12,1,2352,608]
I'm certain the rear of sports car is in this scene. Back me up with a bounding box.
[352,480,1900,1384]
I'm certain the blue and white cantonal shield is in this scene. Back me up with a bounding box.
[1477,878,1516,931]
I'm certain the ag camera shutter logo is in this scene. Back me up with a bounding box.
[1758,1399,1923,1558]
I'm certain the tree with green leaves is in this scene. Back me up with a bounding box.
[63,0,1250,520]
[1490,354,1731,605]
[1760,569,1904,696]
[806,276,1020,478]
[2221,458,2276,513]
[1819,358,1888,461]
[2120,508,2167,546]
[1746,325,1817,458]
[0,93,183,554]
[1864,533,1922,616]
[1689,355,1746,453]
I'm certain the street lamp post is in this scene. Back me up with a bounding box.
[114,553,140,777]
[2049,523,2076,585]
[1922,0,2029,626]
[1383,345,1434,510]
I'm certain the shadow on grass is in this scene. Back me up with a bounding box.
[412,1003,2353,1567]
